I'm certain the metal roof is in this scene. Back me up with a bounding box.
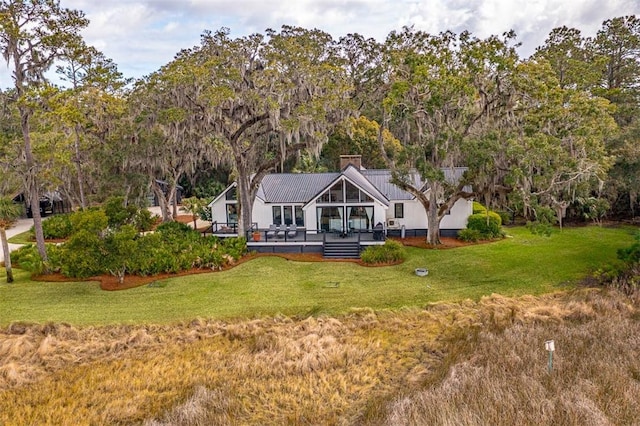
[225,166,469,206]
[360,169,420,200]
[257,172,339,203]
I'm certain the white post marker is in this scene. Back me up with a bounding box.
[545,340,555,373]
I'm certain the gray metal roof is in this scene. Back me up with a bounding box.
[253,166,469,204]
[257,172,339,203]
[360,169,420,200]
[341,165,390,206]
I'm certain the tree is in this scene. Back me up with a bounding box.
[0,196,23,283]
[590,16,640,218]
[321,116,401,170]
[47,43,128,209]
[133,26,351,235]
[180,196,209,229]
[380,28,519,244]
[0,0,88,262]
[533,26,602,90]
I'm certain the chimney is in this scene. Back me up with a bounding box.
[340,155,362,170]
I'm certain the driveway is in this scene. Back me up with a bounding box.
[0,218,34,263]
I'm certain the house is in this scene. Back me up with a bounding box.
[208,156,472,257]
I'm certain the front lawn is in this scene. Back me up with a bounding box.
[0,225,635,326]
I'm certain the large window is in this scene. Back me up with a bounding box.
[316,180,373,204]
[272,205,304,226]
[348,206,374,230]
[317,206,344,232]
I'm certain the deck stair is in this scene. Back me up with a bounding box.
[323,240,360,259]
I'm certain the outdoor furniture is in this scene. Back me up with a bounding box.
[277,226,286,238]
[266,224,277,238]
[287,225,298,239]
[373,222,385,240]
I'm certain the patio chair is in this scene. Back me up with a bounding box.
[287,225,298,239]
[266,224,277,238]
[277,225,286,238]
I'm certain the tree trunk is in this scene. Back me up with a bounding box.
[1,228,13,283]
[20,109,48,263]
[151,180,172,222]
[73,126,87,209]
[236,170,253,239]
[172,189,178,219]
[426,189,442,245]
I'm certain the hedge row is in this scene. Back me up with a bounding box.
[15,203,246,282]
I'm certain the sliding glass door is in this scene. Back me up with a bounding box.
[316,206,344,232]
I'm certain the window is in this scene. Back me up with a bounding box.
[345,181,359,202]
[225,187,237,200]
[394,203,404,219]
[272,205,303,226]
[295,206,304,226]
[272,206,282,225]
[283,206,293,225]
[226,204,238,223]
[316,180,373,204]
[329,182,344,202]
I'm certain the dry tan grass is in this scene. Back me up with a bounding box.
[0,289,638,425]
[385,290,640,426]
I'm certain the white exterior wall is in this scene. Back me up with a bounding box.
[385,198,471,230]
[210,197,229,224]
[211,188,472,232]
[250,198,272,229]
[304,204,318,233]
[440,199,472,229]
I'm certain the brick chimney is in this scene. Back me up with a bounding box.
[340,155,362,170]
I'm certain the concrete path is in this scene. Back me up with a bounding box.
[0,218,35,263]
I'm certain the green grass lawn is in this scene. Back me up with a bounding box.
[8,229,33,245]
[0,225,636,326]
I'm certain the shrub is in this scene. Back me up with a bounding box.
[70,209,108,235]
[59,230,106,278]
[219,237,247,260]
[10,244,45,275]
[133,208,156,232]
[526,206,558,237]
[103,196,137,228]
[361,240,407,264]
[466,212,503,239]
[458,228,481,242]
[497,211,511,226]
[156,221,197,238]
[472,201,487,214]
[42,214,73,239]
[103,225,140,283]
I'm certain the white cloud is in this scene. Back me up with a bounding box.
[0,0,637,88]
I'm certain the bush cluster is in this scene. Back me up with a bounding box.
[41,214,73,239]
[360,240,407,264]
[16,200,246,282]
[465,210,504,240]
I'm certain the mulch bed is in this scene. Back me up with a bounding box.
[30,231,480,291]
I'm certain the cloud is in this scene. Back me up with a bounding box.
[0,0,637,88]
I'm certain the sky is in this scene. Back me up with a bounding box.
[1,0,639,88]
